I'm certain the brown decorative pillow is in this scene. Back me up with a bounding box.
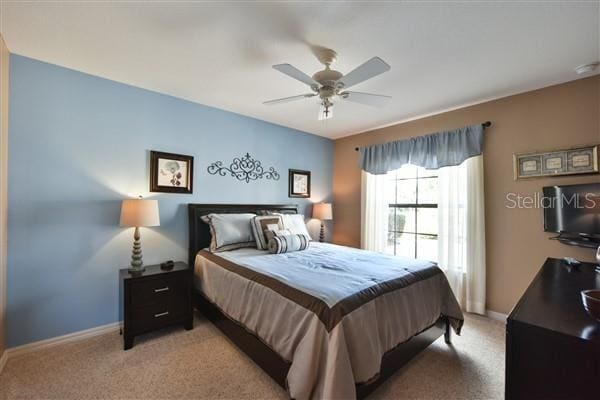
[251,215,284,250]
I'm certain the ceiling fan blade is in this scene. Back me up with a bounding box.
[336,57,390,89]
[340,91,391,108]
[273,64,320,89]
[263,93,316,105]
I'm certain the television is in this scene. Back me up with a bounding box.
[543,183,600,240]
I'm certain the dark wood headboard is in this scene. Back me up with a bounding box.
[187,203,298,267]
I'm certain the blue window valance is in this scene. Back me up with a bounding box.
[358,124,485,174]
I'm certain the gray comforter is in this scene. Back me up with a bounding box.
[195,243,463,400]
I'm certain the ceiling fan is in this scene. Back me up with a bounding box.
[264,47,391,121]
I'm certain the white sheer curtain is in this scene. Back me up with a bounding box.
[361,156,487,315]
[360,171,388,252]
[437,155,486,314]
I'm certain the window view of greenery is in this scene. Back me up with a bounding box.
[386,165,438,261]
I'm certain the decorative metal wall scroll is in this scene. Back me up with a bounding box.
[207,153,280,183]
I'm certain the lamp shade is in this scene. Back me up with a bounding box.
[313,203,333,221]
[119,199,160,227]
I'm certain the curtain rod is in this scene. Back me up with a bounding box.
[354,121,492,152]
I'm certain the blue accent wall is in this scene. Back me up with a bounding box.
[7,55,332,347]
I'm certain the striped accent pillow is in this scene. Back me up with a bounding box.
[265,228,292,243]
[268,234,310,254]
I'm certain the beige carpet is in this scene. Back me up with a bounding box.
[0,313,504,399]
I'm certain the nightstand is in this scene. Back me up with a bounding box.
[119,262,193,350]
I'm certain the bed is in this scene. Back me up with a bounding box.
[188,203,463,400]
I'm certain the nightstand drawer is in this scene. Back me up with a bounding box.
[130,275,187,308]
[131,301,187,332]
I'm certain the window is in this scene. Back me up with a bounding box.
[386,164,438,261]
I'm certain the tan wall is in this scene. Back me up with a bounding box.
[0,34,9,357]
[333,76,600,315]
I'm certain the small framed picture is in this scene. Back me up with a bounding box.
[541,153,566,175]
[514,154,542,179]
[150,151,194,194]
[288,169,311,198]
[567,147,597,172]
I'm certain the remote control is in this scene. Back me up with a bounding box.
[160,260,175,270]
[563,257,581,265]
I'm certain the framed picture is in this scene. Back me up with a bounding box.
[288,169,311,198]
[150,151,194,193]
[513,145,598,180]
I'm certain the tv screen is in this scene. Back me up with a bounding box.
[543,183,600,237]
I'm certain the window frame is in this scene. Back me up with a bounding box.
[387,168,438,260]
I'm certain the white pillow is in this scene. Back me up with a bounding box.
[201,213,256,252]
[275,214,312,240]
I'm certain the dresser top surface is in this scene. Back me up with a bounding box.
[509,257,600,342]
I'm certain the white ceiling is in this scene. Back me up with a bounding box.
[1,1,599,139]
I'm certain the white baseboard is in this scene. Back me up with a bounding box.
[485,309,508,322]
[6,322,120,360]
[0,350,7,375]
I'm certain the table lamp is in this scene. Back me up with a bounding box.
[120,197,160,273]
[313,202,333,243]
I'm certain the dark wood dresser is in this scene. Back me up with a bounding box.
[506,258,600,400]
[120,262,193,350]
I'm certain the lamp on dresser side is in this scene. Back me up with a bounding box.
[120,197,160,273]
[313,202,333,242]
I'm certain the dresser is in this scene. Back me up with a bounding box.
[506,258,600,400]
[120,262,193,350]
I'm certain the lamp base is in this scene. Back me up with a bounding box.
[319,222,325,243]
[128,227,145,274]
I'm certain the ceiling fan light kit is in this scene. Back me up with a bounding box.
[318,100,333,121]
[264,47,392,121]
